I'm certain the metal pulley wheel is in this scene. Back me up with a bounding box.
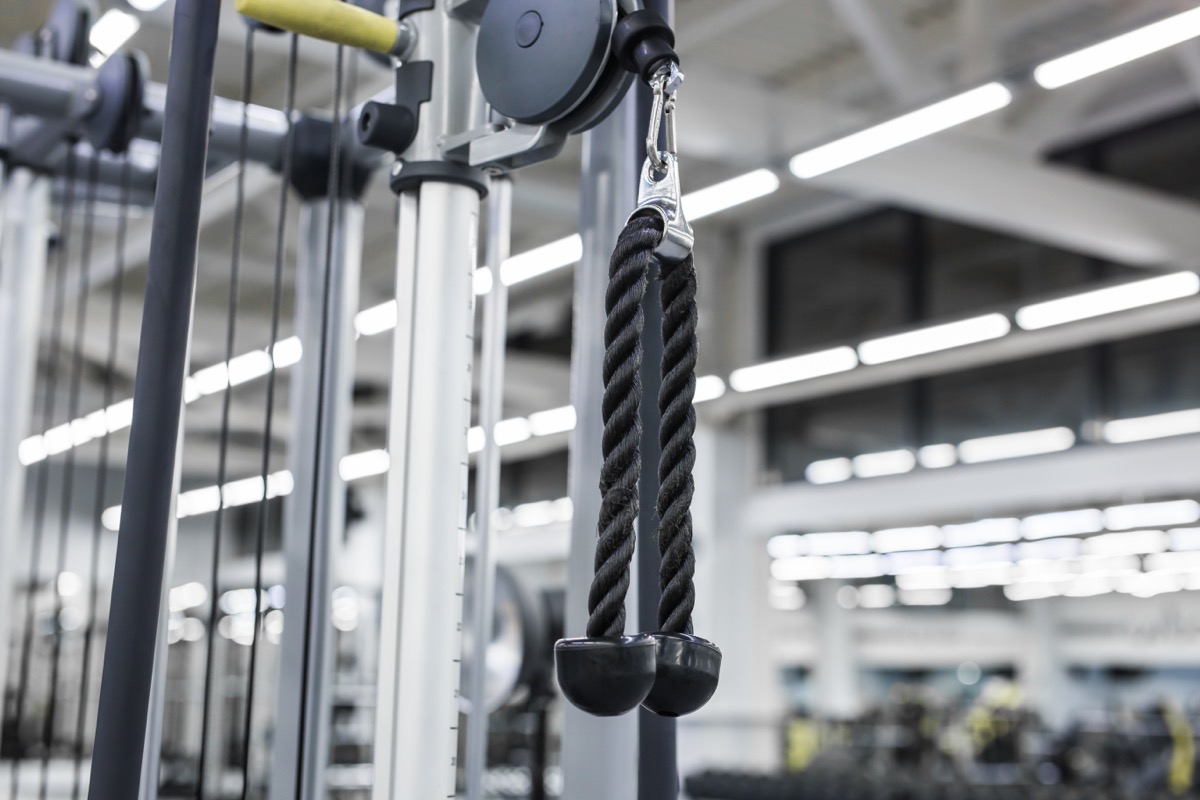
[459,560,553,714]
[476,0,638,134]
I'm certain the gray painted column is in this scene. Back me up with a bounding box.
[561,92,641,799]
[1021,599,1070,730]
[270,198,364,800]
[813,580,861,719]
[0,168,49,730]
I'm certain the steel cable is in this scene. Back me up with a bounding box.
[237,30,301,800]
[39,154,100,800]
[72,156,132,800]
[195,25,257,800]
[9,147,78,800]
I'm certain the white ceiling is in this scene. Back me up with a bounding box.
[5,0,1200,480]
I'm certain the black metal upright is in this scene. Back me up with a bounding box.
[87,2,221,797]
[636,1,678,796]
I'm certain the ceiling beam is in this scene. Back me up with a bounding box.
[826,0,946,102]
[712,290,1200,419]
[810,131,1200,268]
[743,433,1200,535]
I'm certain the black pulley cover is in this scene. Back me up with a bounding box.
[477,0,616,125]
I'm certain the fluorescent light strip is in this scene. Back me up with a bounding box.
[957,426,1075,464]
[729,347,858,393]
[789,83,1012,179]
[1015,272,1200,331]
[1082,530,1167,557]
[103,469,293,531]
[916,443,957,469]
[19,338,302,466]
[1022,508,1103,539]
[339,449,390,482]
[1033,6,1200,90]
[942,518,1020,548]
[683,169,781,221]
[90,9,140,58]
[500,235,583,287]
[805,457,853,485]
[804,428,1073,486]
[1103,408,1200,444]
[852,449,915,479]
[857,313,1010,365]
[1104,499,1200,531]
[872,525,941,553]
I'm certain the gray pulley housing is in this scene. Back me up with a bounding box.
[477,0,634,132]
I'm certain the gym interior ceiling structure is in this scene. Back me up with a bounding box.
[5,0,1200,798]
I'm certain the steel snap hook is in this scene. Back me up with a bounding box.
[646,63,682,175]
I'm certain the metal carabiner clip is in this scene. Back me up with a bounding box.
[633,65,693,264]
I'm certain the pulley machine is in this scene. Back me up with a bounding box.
[0,0,722,797]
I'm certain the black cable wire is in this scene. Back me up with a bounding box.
[586,215,656,638]
[655,248,697,634]
[72,156,132,800]
[237,31,300,800]
[292,40,348,800]
[195,26,256,800]
[10,147,78,800]
[39,154,100,800]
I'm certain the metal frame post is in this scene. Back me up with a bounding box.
[0,168,50,729]
[561,91,641,799]
[373,3,486,797]
[87,1,222,796]
[464,175,513,800]
[269,196,365,800]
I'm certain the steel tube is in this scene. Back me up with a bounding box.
[142,84,291,170]
[0,48,99,121]
[0,169,49,735]
[373,2,484,796]
[269,198,364,800]
[87,1,221,796]
[464,176,513,800]
[375,179,480,800]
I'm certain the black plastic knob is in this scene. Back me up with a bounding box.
[641,632,721,718]
[357,101,419,154]
[612,9,679,84]
[554,635,657,717]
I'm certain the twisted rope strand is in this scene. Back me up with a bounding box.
[656,249,698,634]
[586,215,660,638]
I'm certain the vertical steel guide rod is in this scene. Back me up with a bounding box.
[636,4,678,794]
[372,2,486,797]
[464,175,513,800]
[269,197,365,800]
[0,168,49,730]
[87,0,222,797]
[561,92,641,799]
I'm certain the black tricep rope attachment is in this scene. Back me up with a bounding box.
[556,64,721,718]
[554,214,659,719]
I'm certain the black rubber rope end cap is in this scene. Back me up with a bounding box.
[641,633,721,718]
[554,635,657,717]
[612,9,679,83]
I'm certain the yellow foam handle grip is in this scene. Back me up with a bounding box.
[235,0,400,55]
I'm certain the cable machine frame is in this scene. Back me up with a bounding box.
[0,0,698,797]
